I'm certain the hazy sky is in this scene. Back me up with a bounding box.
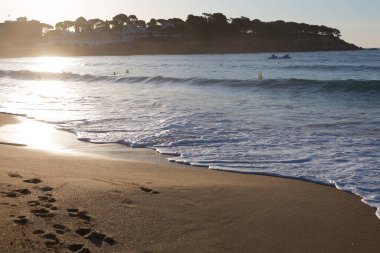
[1,0,379,47]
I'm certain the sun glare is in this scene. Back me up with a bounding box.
[30,57,71,73]
[32,80,69,97]
[0,117,58,148]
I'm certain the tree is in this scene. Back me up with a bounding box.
[135,20,146,28]
[96,20,111,31]
[207,13,228,26]
[231,16,252,34]
[333,28,341,38]
[147,18,158,30]
[63,21,75,32]
[55,22,65,30]
[88,18,104,30]
[55,21,74,31]
[112,14,128,30]
[201,13,230,36]
[128,15,139,27]
[167,18,186,34]
[186,14,208,38]
[74,17,88,33]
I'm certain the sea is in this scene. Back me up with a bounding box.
[0,50,379,219]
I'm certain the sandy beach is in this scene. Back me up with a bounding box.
[0,113,380,253]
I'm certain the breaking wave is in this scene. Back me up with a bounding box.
[1,69,379,92]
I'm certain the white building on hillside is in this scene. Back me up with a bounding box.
[47,26,148,47]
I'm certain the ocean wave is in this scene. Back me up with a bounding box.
[0,69,103,82]
[283,64,380,72]
[1,69,380,92]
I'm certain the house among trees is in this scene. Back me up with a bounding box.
[0,17,52,47]
[45,15,149,47]
[46,26,148,47]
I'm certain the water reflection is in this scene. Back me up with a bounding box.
[0,117,62,149]
[30,57,71,73]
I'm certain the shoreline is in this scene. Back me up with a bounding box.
[1,112,380,252]
[0,112,183,165]
[3,112,380,219]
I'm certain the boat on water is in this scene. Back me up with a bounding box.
[268,54,292,59]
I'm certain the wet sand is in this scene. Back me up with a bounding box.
[0,113,379,253]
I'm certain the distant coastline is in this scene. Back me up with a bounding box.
[0,37,360,58]
[0,13,361,57]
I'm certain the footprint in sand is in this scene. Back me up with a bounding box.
[5,192,18,198]
[31,207,55,218]
[140,186,160,194]
[13,215,29,225]
[43,202,58,210]
[68,244,91,253]
[52,224,68,235]
[75,228,116,247]
[33,229,45,235]
[32,230,61,248]
[3,189,31,198]
[67,208,91,222]
[38,195,56,203]
[27,200,40,207]
[67,243,87,252]
[75,228,92,236]
[39,186,53,192]
[14,189,32,195]
[23,178,42,184]
[8,172,23,178]
[33,191,58,211]
[43,233,60,247]
[27,197,58,213]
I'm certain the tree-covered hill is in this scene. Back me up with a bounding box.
[0,13,360,57]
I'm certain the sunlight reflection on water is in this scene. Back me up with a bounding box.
[29,57,72,73]
[0,117,61,148]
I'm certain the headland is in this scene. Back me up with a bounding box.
[0,13,360,58]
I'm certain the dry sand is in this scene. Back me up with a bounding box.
[0,113,379,253]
